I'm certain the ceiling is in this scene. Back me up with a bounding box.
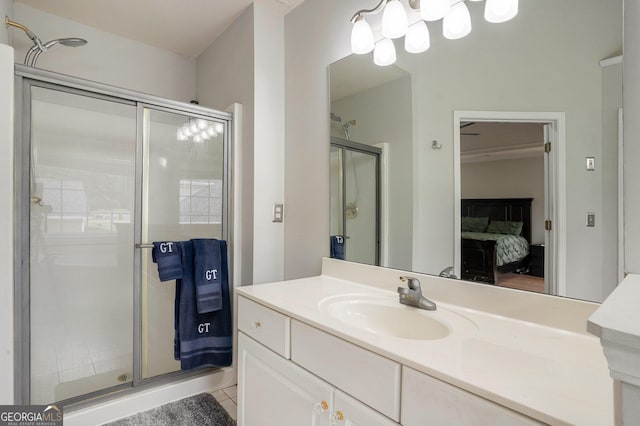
[15,0,305,58]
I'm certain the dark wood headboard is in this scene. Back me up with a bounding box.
[461,198,533,243]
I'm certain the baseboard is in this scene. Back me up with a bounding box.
[63,368,236,426]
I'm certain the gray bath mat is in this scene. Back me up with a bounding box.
[104,393,236,426]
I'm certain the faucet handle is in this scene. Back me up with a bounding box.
[399,276,422,294]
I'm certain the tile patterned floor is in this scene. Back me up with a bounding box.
[211,385,237,421]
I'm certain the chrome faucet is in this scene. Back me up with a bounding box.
[439,266,458,279]
[397,276,437,311]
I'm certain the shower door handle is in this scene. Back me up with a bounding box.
[135,243,154,249]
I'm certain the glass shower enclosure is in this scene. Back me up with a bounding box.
[329,138,381,266]
[14,66,231,405]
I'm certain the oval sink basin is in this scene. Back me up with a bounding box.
[319,294,477,341]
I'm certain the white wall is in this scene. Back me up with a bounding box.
[461,157,545,244]
[624,0,640,275]
[252,3,285,284]
[196,6,255,286]
[197,3,286,286]
[0,0,12,44]
[0,43,14,405]
[11,3,196,101]
[284,0,370,279]
[331,76,414,271]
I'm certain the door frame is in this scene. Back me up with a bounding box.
[453,111,566,296]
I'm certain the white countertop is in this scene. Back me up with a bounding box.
[237,273,614,425]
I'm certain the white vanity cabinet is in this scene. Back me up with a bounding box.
[237,294,546,426]
[237,296,399,426]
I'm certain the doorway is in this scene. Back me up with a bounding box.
[454,111,566,296]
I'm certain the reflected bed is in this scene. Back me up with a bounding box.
[461,198,533,285]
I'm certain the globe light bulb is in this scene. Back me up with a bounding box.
[382,0,408,39]
[351,16,375,54]
[374,38,397,66]
[485,0,519,23]
[420,0,450,22]
[405,21,430,54]
[443,2,472,40]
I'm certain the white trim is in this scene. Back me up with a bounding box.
[600,55,623,68]
[453,111,566,297]
[0,43,14,405]
[618,108,625,283]
[375,142,390,267]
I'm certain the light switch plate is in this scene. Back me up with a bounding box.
[586,157,595,171]
[273,203,284,223]
[586,212,595,227]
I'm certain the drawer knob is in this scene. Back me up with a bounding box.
[313,400,329,414]
[335,410,344,421]
[252,321,262,328]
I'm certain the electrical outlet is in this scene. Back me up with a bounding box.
[273,203,284,223]
[586,212,595,227]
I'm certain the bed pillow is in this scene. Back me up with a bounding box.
[461,216,489,233]
[486,220,523,236]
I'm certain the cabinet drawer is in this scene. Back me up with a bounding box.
[401,367,543,425]
[291,320,401,422]
[238,296,290,358]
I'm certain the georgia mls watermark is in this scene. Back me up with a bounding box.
[0,405,63,426]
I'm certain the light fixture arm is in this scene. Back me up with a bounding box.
[350,0,388,23]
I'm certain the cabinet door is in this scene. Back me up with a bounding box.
[401,367,543,425]
[238,332,333,426]
[333,390,399,426]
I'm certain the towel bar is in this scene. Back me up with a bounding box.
[135,243,154,249]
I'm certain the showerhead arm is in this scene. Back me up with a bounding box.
[5,16,46,50]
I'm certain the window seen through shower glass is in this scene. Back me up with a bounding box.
[142,109,225,379]
[29,87,136,404]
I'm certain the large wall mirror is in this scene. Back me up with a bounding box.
[329,0,622,303]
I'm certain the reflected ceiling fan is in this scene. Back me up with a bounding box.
[460,121,480,136]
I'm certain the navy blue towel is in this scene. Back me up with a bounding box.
[175,240,232,370]
[152,242,183,281]
[330,235,345,260]
[192,239,223,314]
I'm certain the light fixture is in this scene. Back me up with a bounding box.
[443,2,472,40]
[382,0,408,39]
[485,0,518,23]
[350,0,519,66]
[177,118,222,143]
[374,38,396,66]
[405,21,430,54]
[421,0,450,22]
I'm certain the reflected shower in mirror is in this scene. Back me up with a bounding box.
[329,0,622,303]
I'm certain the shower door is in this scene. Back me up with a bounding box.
[330,138,381,266]
[27,86,137,404]
[17,71,231,405]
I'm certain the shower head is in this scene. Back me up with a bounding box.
[5,16,88,67]
[55,37,88,47]
[27,37,89,67]
[330,112,343,123]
